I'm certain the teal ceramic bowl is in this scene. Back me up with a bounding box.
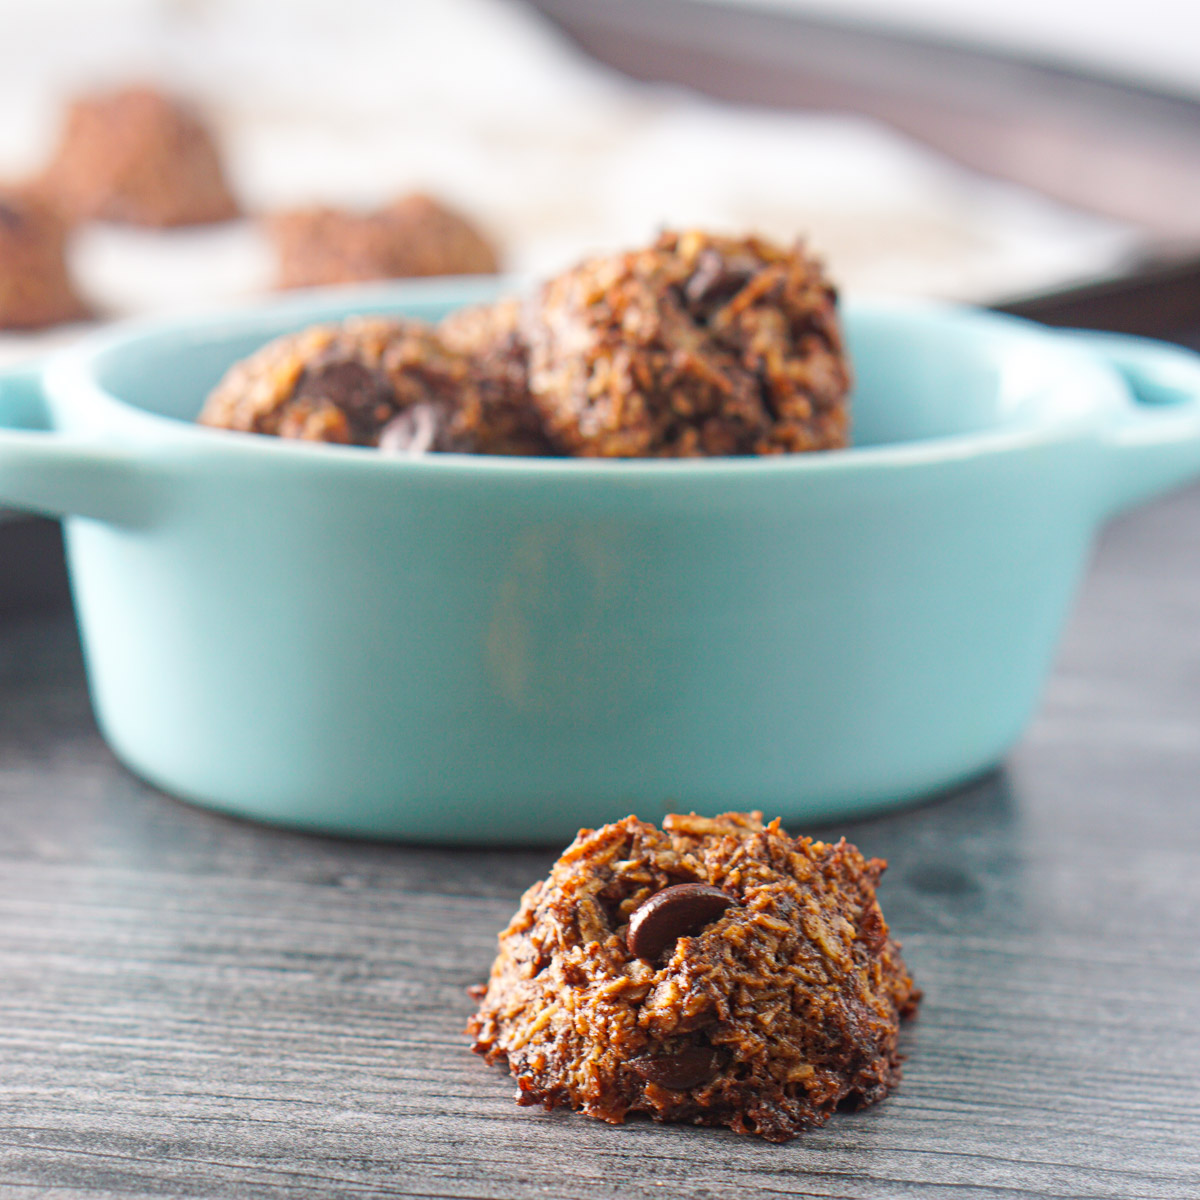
[2,278,1199,843]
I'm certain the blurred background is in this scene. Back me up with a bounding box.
[2,0,1198,370]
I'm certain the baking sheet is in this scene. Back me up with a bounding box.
[0,0,1139,372]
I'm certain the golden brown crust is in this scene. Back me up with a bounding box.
[438,299,557,456]
[0,187,90,329]
[198,315,548,455]
[267,193,499,290]
[468,811,917,1142]
[200,229,852,461]
[38,86,239,228]
[524,230,851,457]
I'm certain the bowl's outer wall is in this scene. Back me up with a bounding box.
[40,288,1125,842]
[66,442,1098,842]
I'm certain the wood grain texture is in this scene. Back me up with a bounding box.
[2,485,1200,1199]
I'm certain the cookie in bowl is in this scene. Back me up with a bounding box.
[438,296,556,456]
[198,315,546,455]
[523,231,851,457]
[200,228,852,461]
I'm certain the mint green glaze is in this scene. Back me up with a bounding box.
[2,279,1199,842]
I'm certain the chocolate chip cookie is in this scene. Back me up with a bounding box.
[523,231,851,457]
[266,193,499,290]
[39,85,239,227]
[438,297,555,456]
[468,811,918,1141]
[198,315,540,454]
[0,187,89,329]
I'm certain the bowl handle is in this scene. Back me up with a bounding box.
[1080,332,1200,519]
[0,362,162,525]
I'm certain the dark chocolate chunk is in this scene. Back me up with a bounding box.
[629,1046,723,1091]
[682,246,753,314]
[626,882,733,962]
[296,359,392,421]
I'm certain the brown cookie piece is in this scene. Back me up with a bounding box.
[198,314,548,456]
[198,317,476,448]
[438,298,556,456]
[523,230,851,457]
[0,187,90,329]
[267,193,499,290]
[468,811,918,1142]
[39,85,239,227]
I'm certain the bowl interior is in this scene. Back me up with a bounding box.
[80,284,1093,451]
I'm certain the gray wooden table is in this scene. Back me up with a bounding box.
[2,477,1199,1199]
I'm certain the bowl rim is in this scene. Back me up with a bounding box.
[42,276,1117,479]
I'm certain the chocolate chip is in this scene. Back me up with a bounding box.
[294,358,395,441]
[626,882,733,962]
[378,402,440,455]
[0,200,24,231]
[683,248,752,315]
[630,1046,723,1091]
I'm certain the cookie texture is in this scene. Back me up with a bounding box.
[524,230,851,456]
[199,229,854,461]
[438,298,555,455]
[468,811,918,1142]
[0,188,89,329]
[39,86,239,227]
[198,316,540,454]
[267,193,499,289]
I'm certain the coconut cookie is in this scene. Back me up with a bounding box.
[0,188,89,329]
[198,315,543,455]
[523,231,851,457]
[468,811,918,1142]
[39,86,239,228]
